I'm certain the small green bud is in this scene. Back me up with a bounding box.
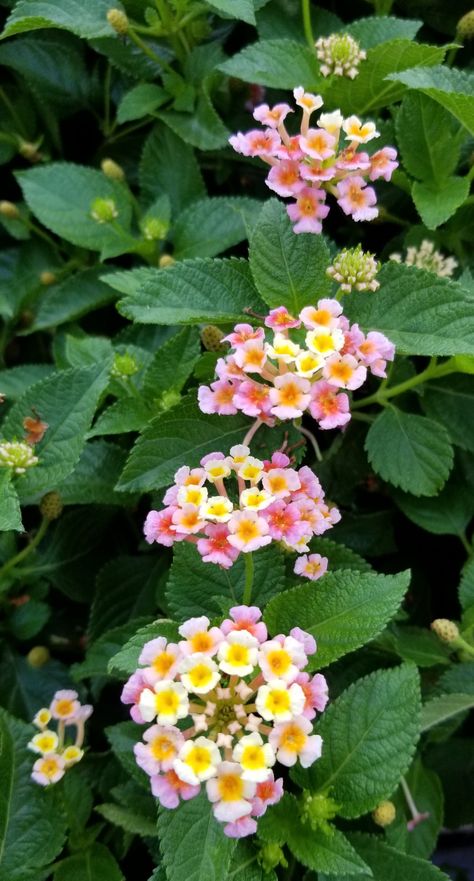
[107,7,129,34]
[431,618,460,644]
[111,351,139,378]
[27,646,50,668]
[327,244,380,293]
[0,200,20,219]
[257,843,288,873]
[18,140,41,162]
[200,325,227,353]
[40,271,57,286]
[372,800,396,827]
[457,10,474,39]
[141,216,169,241]
[101,157,125,181]
[301,791,340,833]
[90,197,118,224]
[40,491,63,521]
[160,389,181,411]
[0,440,38,474]
[159,254,175,268]
[316,33,366,79]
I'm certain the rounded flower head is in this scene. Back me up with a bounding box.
[316,33,366,79]
[0,440,38,474]
[327,245,380,293]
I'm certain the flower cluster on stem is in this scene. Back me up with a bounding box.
[229,86,398,233]
[122,610,328,838]
[29,690,92,785]
[315,33,366,79]
[390,239,458,278]
[198,301,395,430]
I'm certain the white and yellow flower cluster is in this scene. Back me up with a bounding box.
[29,690,92,786]
[122,609,329,839]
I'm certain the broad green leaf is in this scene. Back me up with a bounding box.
[396,93,463,184]
[421,693,474,732]
[159,88,229,151]
[0,364,54,400]
[173,197,261,259]
[89,556,162,641]
[0,471,23,532]
[323,40,446,116]
[26,268,116,332]
[91,34,167,81]
[0,708,66,881]
[393,473,474,535]
[142,326,201,402]
[117,83,167,124]
[53,843,124,881]
[167,542,286,620]
[387,65,474,136]
[1,0,120,40]
[1,364,110,501]
[365,408,454,496]
[227,842,269,880]
[459,557,474,612]
[88,397,152,437]
[0,647,78,721]
[219,39,323,90]
[322,833,453,881]
[206,0,256,25]
[54,440,136,506]
[117,258,266,326]
[412,176,470,230]
[380,625,451,667]
[157,792,236,881]
[8,599,50,640]
[72,617,152,681]
[140,125,205,213]
[386,759,443,859]
[293,665,421,817]
[423,376,474,452]
[16,163,134,258]
[258,794,369,875]
[346,16,421,49]
[307,537,372,573]
[249,200,331,313]
[61,334,112,369]
[438,663,474,696]
[108,619,180,678]
[344,261,474,356]
[264,569,410,669]
[95,803,157,837]
[106,721,149,789]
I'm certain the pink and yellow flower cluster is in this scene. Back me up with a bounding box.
[122,610,328,838]
[198,301,394,430]
[144,446,338,577]
[230,86,398,233]
[28,690,92,786]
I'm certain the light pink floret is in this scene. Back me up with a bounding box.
[197,523,240,569]
[221,605,268,642]
[150,770,200,808]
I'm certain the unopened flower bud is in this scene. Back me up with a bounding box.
[159,254,175,268]
[141,216,168,241]
[200,325,227,353]
[101,158,125,181]
[27,646,50,668]
[327,244,380,293]
[372,800,396,827]
[316,33,366,79]
[457,10,474,39]
[257,842,288,872]
[300,791,339,833]
[90,197,118,224]
[111,352,139,378]
[107,7,129,34]
[431,619,460,644]
[160,389,181,410]
[40,271,57,286]
[40,491,63,521]
[18,140,41,162]
[390,240,457,278]
[0,200,20,219]
[0,440,38,474]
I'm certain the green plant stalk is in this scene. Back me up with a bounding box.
[301,0,315,50]
[127,28,175,74]
[0,516,49,584]
[454,635,474,658]
[352,359,456,410]
[243,552,254,605]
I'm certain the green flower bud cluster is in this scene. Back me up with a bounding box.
[0,440,39,474]
[327,244,380,293]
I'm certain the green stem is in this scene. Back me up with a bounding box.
[352,360,455,410]
[295,422,323,462]
[454,635,474,658]
[0,517,49,584]
[103,62,112,135]
[301,0,315,50]
[458,531,473,556]
[127,28,175,73]
[243,552,254,605]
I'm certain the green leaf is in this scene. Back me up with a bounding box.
[0,364,54,401]
[140,125,205,214]
[1,0,121,40]
[219,39,323,90]
[8,599,50,640]
[106,721,150,788]
[72,617,152,681]
[396,93,463,184]
[365,408,454,496]
[117,83,167,124]
[26,268,116,332]
[157,791,236,881]
[88,556,162,641]
[393,473,474,535]
[0,647,77,721]
[258,794,370,875]
[159,87,229,151]
[380,625,451,667]
[89,397,152,437]
[387,65,474,136]
[459,557,474,612]
[412,176,470,230]
[344,261,474,356]
[16,163,133,258]
[423,375,474,453]
[437,662,474,696]
[421,693,474,732]
[323,40,446,116]
[0,708,66,881]
[108,619,180,678]
[53,843,124,881]
[54,440,136,505]
[116,398,249,492]
[117,258,265,326]
[293,665,421,817]
[173,197,261,260]
[95,802,157,837]
[307,537,372,573]
[324,833,453,881]
[206,0,256,25]
[167,542,285,620]
[1,364,110,501]
[346,16,421,49]
[249,200,331,313]
[142,326,201,402]
[264,569,410,670]
[385,758,443,859]
[0,470,23,532]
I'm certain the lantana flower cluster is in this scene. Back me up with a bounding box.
[230,86,398,233]
[0,440,38,474]
[28,690,92,786]
[144,446,338,578]
[315,33,366,79]
[122,610,328,838]
[390,239,458,279]
[198,301,395,431]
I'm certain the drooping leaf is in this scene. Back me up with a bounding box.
[321,833,453,881]
[55,440,136,506]
[387,65,474,136]
[1,0,121,40]
[95,803,157,837]
[393,472,474,535]
[420,693,474,732]
[88,556,163,641]
[219,39,323,90]
[396,92,463,184]
[72,618,152,681]
[26,268,116,332]
[142,326,201,403]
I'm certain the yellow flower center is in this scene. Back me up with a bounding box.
[328,361,353,383]
[153,652,175,676]
[155,690,180,715]
[266,649,291,676]
[217,773,244,801]
[151,735,175,761]
[226,644,250,666]
[278,383,301,405]
[190,632,213,653]
[280,723,306,753]
[35,733,57,752]
[55,699,75,717]
[241,745,267,770]
[40,758,60,777]
[265,688,291,715]
[188,664,214,689]
[236,520,260,542]
[185,746,212,775]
